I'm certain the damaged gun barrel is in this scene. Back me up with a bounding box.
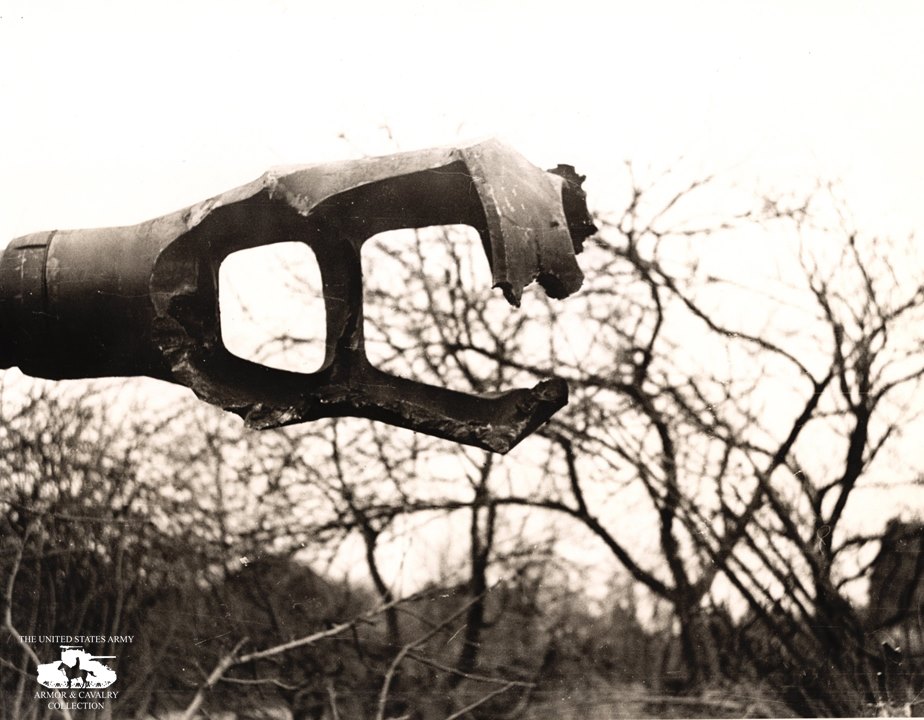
[0,139,594,453]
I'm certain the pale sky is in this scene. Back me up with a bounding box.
[2,1,923,241]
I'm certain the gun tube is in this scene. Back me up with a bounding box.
[0,140,595,452]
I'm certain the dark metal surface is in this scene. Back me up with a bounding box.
[0,139,594,452]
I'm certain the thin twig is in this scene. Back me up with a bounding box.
[444,682,518,720]
[179,637,248,720]
[376,590,492,720]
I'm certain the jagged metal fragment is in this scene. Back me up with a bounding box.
[0,139,595,453]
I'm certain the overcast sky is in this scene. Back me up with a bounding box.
[1,0,923,243]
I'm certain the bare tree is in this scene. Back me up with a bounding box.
[261,162,924,715]
[6,150,924,718]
